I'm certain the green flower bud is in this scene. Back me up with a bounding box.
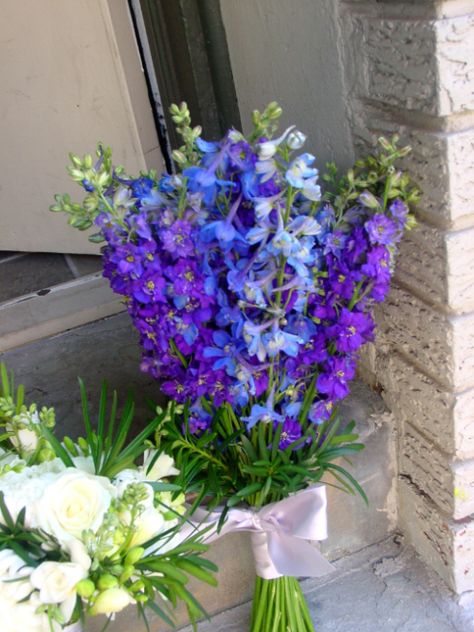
[63,436,78,456]
[135,594,148,604]
[129,579,145,593]
[37,447,55,463]
[76,579,95,599]
[119,565,135,584]
[97,574,119,591]
[124,547,145,567]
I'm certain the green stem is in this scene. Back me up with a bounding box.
[250,576,315,632]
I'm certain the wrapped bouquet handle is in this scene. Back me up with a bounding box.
[191,486,334,580]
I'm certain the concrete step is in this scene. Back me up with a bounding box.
[1,313,397,631]
[178,535,474,632]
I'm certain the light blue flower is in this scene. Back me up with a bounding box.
[285,153,318,188]
[262,330,303,358]
[241,391,284,430]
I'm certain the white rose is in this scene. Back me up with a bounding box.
[31,561,86,622]
[141,451,179,481]
[90,587,134,616]
[35,469,116,542]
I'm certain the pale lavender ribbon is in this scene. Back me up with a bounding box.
[188,486,334,580]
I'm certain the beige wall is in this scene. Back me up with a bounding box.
[0,0,163,254]
[220,0,355,173]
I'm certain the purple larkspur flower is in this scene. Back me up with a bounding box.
[276,418,302,450]
[161,219,194,257]
[365,214,397,246]
[328,308,374,353]
[323,230,347,257]
[317,356,356,400]
[389,199,408,227]
[309,398,335,425]
[362,246,391,283]
[132,271,166,304]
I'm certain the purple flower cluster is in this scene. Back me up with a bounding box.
[88,127,409,451]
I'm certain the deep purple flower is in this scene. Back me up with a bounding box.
[277,418,303,450]
[309,399,335,425]
[317,356,356,400]
[132,272,166,304]
[365,214,397,246]
[328,308,374,353]
[161,219,195,258]
[389,199,408,227]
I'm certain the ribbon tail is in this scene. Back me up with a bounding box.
[267,531,334,578]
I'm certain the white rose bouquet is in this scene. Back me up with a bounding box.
[0,364,217,632]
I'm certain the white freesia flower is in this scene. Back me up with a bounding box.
[113,468,143,498]
[90,587,135,615]
[71,455,95,474]
[128,506,165,548]
[35,468,116,543]
[64,538,92,571]
[142,451,179,481]
[6,409,41,454]
[31,561,87,622]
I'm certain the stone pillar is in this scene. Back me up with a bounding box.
[341,0,474,593]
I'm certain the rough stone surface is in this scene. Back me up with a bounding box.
[377,285,474,392]
[346,96,474,226]
[400,423,454,516]
[398,477,474,593]
[178,536,474,632]
[347,11,474,117]
[437,14,474,115]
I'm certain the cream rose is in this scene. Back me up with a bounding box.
[35,469,116,542]
[31,561,86,622]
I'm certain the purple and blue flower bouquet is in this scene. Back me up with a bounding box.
[52,102,419,631]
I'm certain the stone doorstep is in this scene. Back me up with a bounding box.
[0,313,396,631]
[177,535,474,632]
[86,387,395,631]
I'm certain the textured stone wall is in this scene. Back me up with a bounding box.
[340,0,474,593]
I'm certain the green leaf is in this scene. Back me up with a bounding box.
[0,492,14,530]
[236,482,263,498]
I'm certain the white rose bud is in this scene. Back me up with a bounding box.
[35,469,116,543]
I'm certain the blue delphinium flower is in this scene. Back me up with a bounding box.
[85,112,411,455]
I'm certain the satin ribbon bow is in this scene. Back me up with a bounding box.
[191,486,334,580]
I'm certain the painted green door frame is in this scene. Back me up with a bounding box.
[133,0,241,153]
